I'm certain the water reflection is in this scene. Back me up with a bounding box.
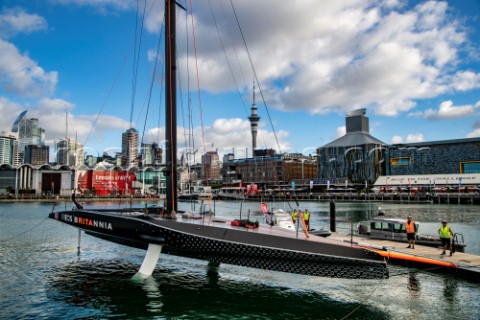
[407,272,421,297]
[46,259,390,319]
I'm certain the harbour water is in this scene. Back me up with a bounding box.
[1,201,480,319]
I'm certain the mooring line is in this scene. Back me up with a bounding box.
[0,216,50,242]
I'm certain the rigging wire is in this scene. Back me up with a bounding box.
[229,0,282,154]
[189,0,208,180]
[207,0,249,117]
[139,16,165,153]
[130,0,148,128]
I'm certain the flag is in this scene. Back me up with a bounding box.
[310,180,314,190]
[261,203,270,224]
[261,202,268,213]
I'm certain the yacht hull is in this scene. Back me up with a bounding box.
[49,209,388,279]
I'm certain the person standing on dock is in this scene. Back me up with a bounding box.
[304,209,310,230]
[406,216,416,249]
[438,220,454,256]
[291,209,298,224]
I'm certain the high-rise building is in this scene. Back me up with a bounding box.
[24,145,49,165]
[17,117,45,151]
[56,139,84,166]
[122,128,139,167]
[140,142,162,167]
[0,131,19,165]
[11,112,46,164]
[201,150,220,181]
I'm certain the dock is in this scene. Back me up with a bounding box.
[328,233,480,282]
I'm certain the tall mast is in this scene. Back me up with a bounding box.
[165,0,177,212]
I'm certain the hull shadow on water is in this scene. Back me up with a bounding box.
[46,259,389,320]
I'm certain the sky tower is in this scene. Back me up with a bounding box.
[248,81,260,155]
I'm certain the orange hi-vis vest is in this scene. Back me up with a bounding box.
[406,220,415,233]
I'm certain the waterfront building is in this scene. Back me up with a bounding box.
[317,109,387,185]
[0,131,19,165]
[0,163,72,196]
[201,150,221,182]
[122,128,139,168]
[387,137,480,175]
[227,152,318,189]
[24,145,49,165]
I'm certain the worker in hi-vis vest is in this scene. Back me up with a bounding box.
[405,216,416,249]
[438,220,454,256]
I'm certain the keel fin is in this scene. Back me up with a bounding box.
[135,243,162,278]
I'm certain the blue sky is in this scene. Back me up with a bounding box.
[1,0,480,162]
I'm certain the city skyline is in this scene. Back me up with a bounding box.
[1,1,480,160]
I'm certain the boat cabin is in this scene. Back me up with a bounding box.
[358,217,418,241]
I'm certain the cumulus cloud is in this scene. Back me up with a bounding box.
[0,39,58,98]
[391,135,403,144]
[0,97,130,147]
[50,0,135,12]
[424,100,478,119]
[0,7,47,38]
[406,133,424,143]
[169,0,479,117]
[391,133,424,144]
[334,126,346,139]
[466,120,480,138]
[146,117,290,161]
[0,97,24,133]
[45,0,480,119]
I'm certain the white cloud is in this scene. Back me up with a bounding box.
[391,133,424,144]
[44,0,480,119]
[0,7,47,38]
[334,126,346,138]
[391,135,403,144]
[0,97,24,133]
[466,120,480,138]
[406,133,424,143]
[147,117,290,160]
[466,129,480,138]
[168,0,479,117]
[424,100,478,119]
[51,0,135,12]
[0,39,58,98]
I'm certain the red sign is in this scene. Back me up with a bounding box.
[77,170,137,196]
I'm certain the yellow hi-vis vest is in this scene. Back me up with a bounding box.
[291,211,298,219]
[439,225,451,238]
[304,211,310,221]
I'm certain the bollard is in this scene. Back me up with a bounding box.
[330,200,336,232]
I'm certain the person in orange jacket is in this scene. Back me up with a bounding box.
[405,216,416,249]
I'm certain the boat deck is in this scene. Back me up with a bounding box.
[329,232,480,282]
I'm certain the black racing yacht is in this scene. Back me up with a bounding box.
[49,0,388,280]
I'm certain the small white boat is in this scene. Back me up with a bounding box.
[356,215,466,252]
